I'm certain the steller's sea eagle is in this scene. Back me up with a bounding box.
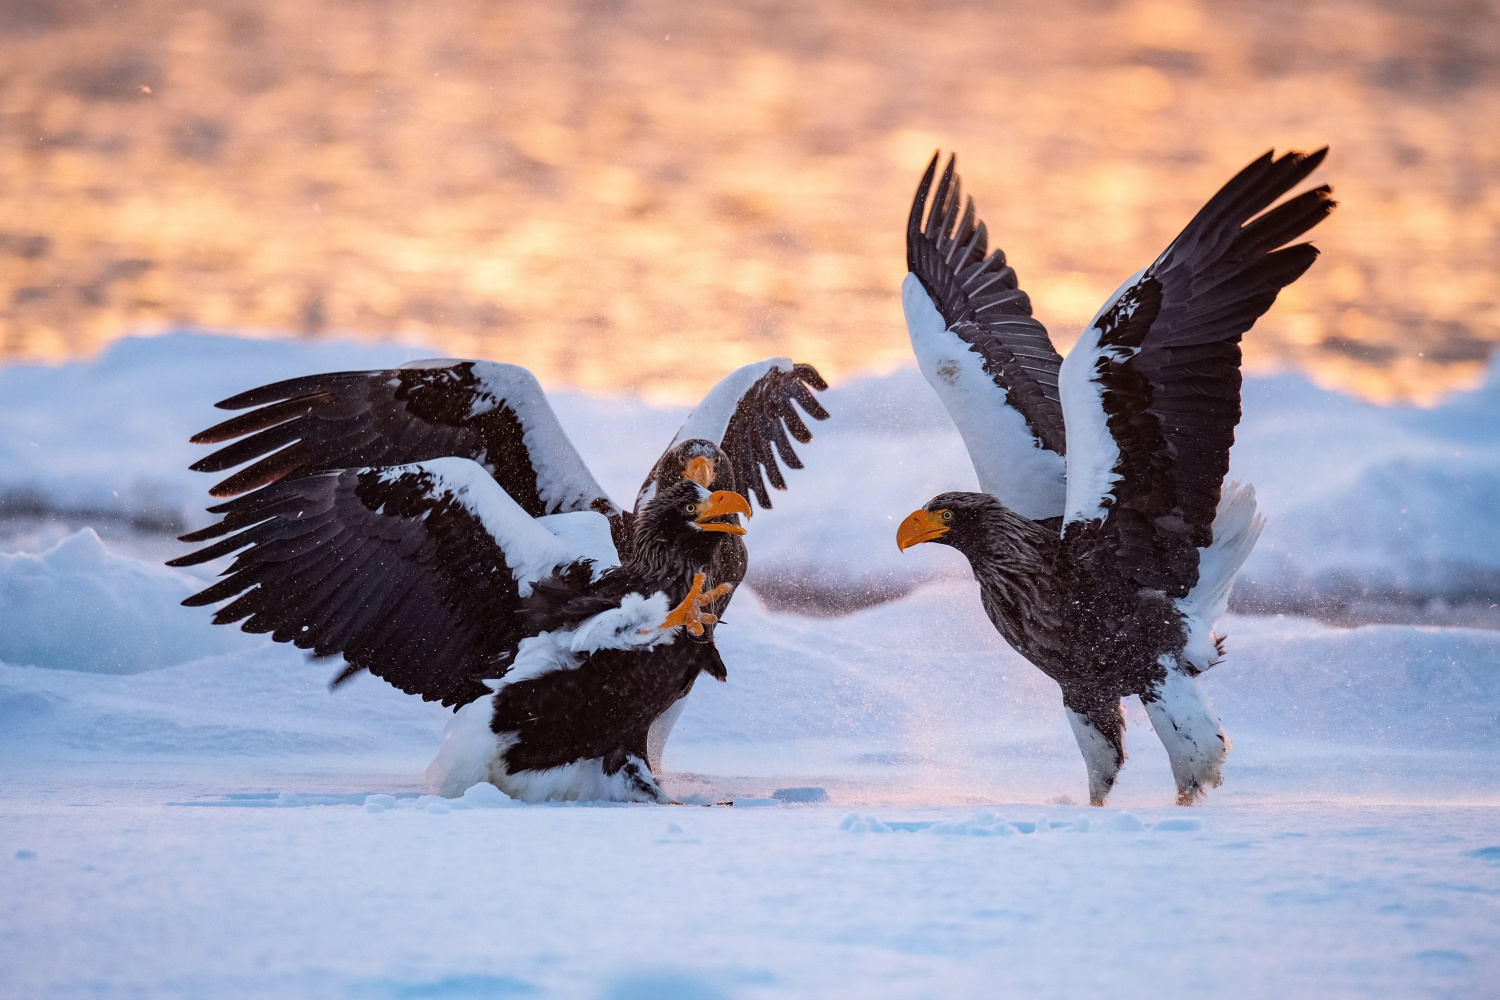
[896,148,1335,805]
[170,358,827,802]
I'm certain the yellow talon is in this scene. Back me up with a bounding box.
[657,572,733,637]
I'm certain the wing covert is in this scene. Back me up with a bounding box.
[637,358,829,512]
[1059,148,1335,596]
[903,152,1068,520]
[188,360,622,521]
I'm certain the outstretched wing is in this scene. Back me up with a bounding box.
[187,360,623,520]
[1059,148,1335,595]
[634,359,829,512]
[903,152,1068,521]
[168,457,618,708]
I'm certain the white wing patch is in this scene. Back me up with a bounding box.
[902,273,1067,520]
[470,362,618,514]
[1059,269,1145,525]
[492,592,676,688]
[670,357,792,449]
[534,511,619,576]
[382,457,583,596]
[397,357,464,370]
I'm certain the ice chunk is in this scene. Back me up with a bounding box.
[929,813,1016,837]
[454,782,516,810]
[0,530,246,673]
[1154,818,1203,832]
[839,814,891,834]
[771,786,828,803]
[1106,813,1144,832]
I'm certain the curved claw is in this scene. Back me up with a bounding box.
[658,573,734,637]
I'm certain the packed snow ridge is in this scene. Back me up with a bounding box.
[2,333,1497,628]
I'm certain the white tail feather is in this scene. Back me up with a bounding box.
[1177,480,1264,671]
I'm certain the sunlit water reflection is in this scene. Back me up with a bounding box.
[1,0,1496,403]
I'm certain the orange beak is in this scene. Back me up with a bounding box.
[683,456,716,488]
[696,491,752,534]
[896,509,949,551]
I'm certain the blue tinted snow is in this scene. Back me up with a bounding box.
[771,786,828,803]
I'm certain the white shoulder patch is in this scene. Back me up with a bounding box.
[389,457,576,596]
[671,357,792,448]
[902,273,1066,520]
[1059,269,1146,525]
[535,511,619,578]
[470,362,617,515]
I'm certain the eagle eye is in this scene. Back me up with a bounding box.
[940,510,953,522]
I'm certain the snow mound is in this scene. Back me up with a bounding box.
[0,528,245,673]
[0,333,433,533]
[2,333,1495,621]
[1229,369,1500,618]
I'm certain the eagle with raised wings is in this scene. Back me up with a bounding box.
[896,149,1334,805]
[170,357,828,802]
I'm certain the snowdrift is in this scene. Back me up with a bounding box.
[1,332,1497,803]
[3,333,1497,623]
[3,538,1496,804]
[0,528,243,673]
[3,334,1498,1000]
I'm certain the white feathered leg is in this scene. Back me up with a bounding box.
[424,695,502,798]
[1143,658,1231,805]
[646,691,691,774]
[1065,699,1127,806]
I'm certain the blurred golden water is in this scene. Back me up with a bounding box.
[1,0,1496,402]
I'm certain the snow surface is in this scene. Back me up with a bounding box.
[2,333,1498,998]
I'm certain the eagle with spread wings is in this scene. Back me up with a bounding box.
[897,149,1334,805]
[171,357,828,802]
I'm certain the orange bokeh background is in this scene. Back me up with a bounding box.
[1,0,1496,402]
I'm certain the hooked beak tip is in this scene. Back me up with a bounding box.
[696,490,752,534]
[896,508,949,551]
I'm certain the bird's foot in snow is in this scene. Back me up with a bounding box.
[1176,786,1206,807]
[620,759,670,803]
[656,573,733,637]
